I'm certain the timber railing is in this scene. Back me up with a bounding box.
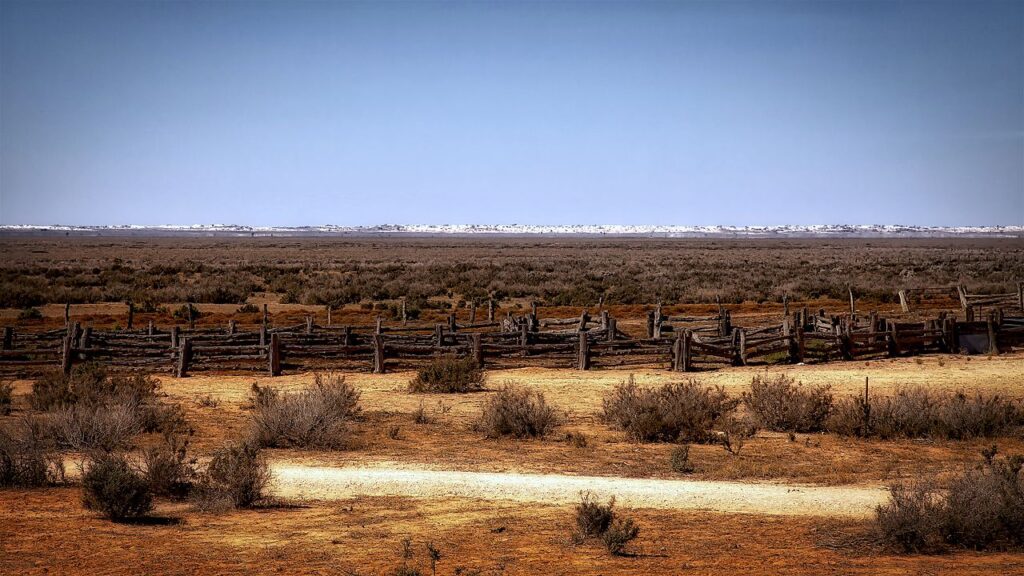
[1,305,1022,378]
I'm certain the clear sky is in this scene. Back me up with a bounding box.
[1,0,1021,226]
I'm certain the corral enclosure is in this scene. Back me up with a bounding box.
[2,236,1023,309]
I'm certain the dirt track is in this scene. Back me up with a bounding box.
[270,463,888,517]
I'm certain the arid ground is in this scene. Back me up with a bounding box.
[4,353,1024,575]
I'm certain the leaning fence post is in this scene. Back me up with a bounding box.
[268,333,281,376]
[372,334,385,373]
[848,287,855,317]
[176,337,192,378]
[577,332,589,370]
[898,290,910,313]
[487,298,494,322]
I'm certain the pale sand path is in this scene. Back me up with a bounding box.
[270,463,888,518]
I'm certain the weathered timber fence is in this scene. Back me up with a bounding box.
[1,307,1022,378]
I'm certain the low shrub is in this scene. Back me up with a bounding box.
[81,453,153,521]
[50,402,142,452]
[670,444,694,473]
[143,433,197,498]
[198,442,271,508]
[477,383,560,438]
[236,303,261,314]
[572,492,639,555]
[29,365,159,411]
[408,356,484,394]
[0,381,12,415]
[601,376,739,443]
[0,417,64,487]
[876,454,1024,552]
[249,374,361,449]
[829,388,1022,440]
[743,374,832,432]
[602,517,641,555]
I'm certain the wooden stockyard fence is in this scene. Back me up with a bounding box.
[1,297,1022,378]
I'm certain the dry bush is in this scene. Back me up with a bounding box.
[0,381,12,415]
[143,433,197,498]
[81,453,153,521]
[743,374,832,432]
[50,402,143,452]
[829,388,1022,440]
[408,356,484,394]
[30,364,158,411]
[196,442,271,509]
[0,416,64,487]
[249,374,361,449]
[477,383,560,439]
[572,492,639,555]
[876,454,1024,552]
[601,376,739,443]
[670,444,694,473]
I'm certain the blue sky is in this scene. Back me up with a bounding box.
[1,0,1021,226]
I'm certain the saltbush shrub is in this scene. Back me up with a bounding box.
[81,453,153,521]
[143,433,197,498]
[249,374,361,449]
[601,376,739,443]
[477,383,560,438]
[829,387,1022,440]
[743,374,832,432]
[876,454,1024,552]
[408,356,484,394]
[198,442,271,508]
[0,417,64,487]
[572,493,639,555]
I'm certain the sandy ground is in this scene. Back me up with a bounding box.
[270,463,888,517]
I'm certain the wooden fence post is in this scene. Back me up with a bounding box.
[577,332,589,370]
[487,299,494,322]
[176,337,192,378]
[887,321,899,357]
[471,333,483,368]
[600,310,609,330]
[653,305,663,338]
[783,294,789,317]
[227,320,236,335]
[469,302,476,324]
[646,310,655,338]
[736,328,747,366]
[127,301,134,329]
[448,313,457,333]
[795,326,805,363]
[306,315,314,335]
[376,316,384,335]
[1018,282,1023,311]
[170,326,179,349]
[60,335,73,375]
[965,306,975,323]
[681,329,692,372]
[268,333,281,376]
[957,285,969,310]
[672,331,684,371]
[520,322,529,352]
[401,298,408,324]
[64,302,70,327]
[342,326,352,346]
[987,312,999,355]
[263,304,269,327]
[848,287,855,316]
[2,327,12,351]
[187,303,195,330]
[147,320,154,336]
[373,334,385,373]
[259,325,267,347]
[898,290,910,313]
[70,322,81,348]
[81,327,92,349]
[435,324,445,348]
[606,317,616,341]
[578,311,589,332]
[326,305,332,326]
[530,302,538,331]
